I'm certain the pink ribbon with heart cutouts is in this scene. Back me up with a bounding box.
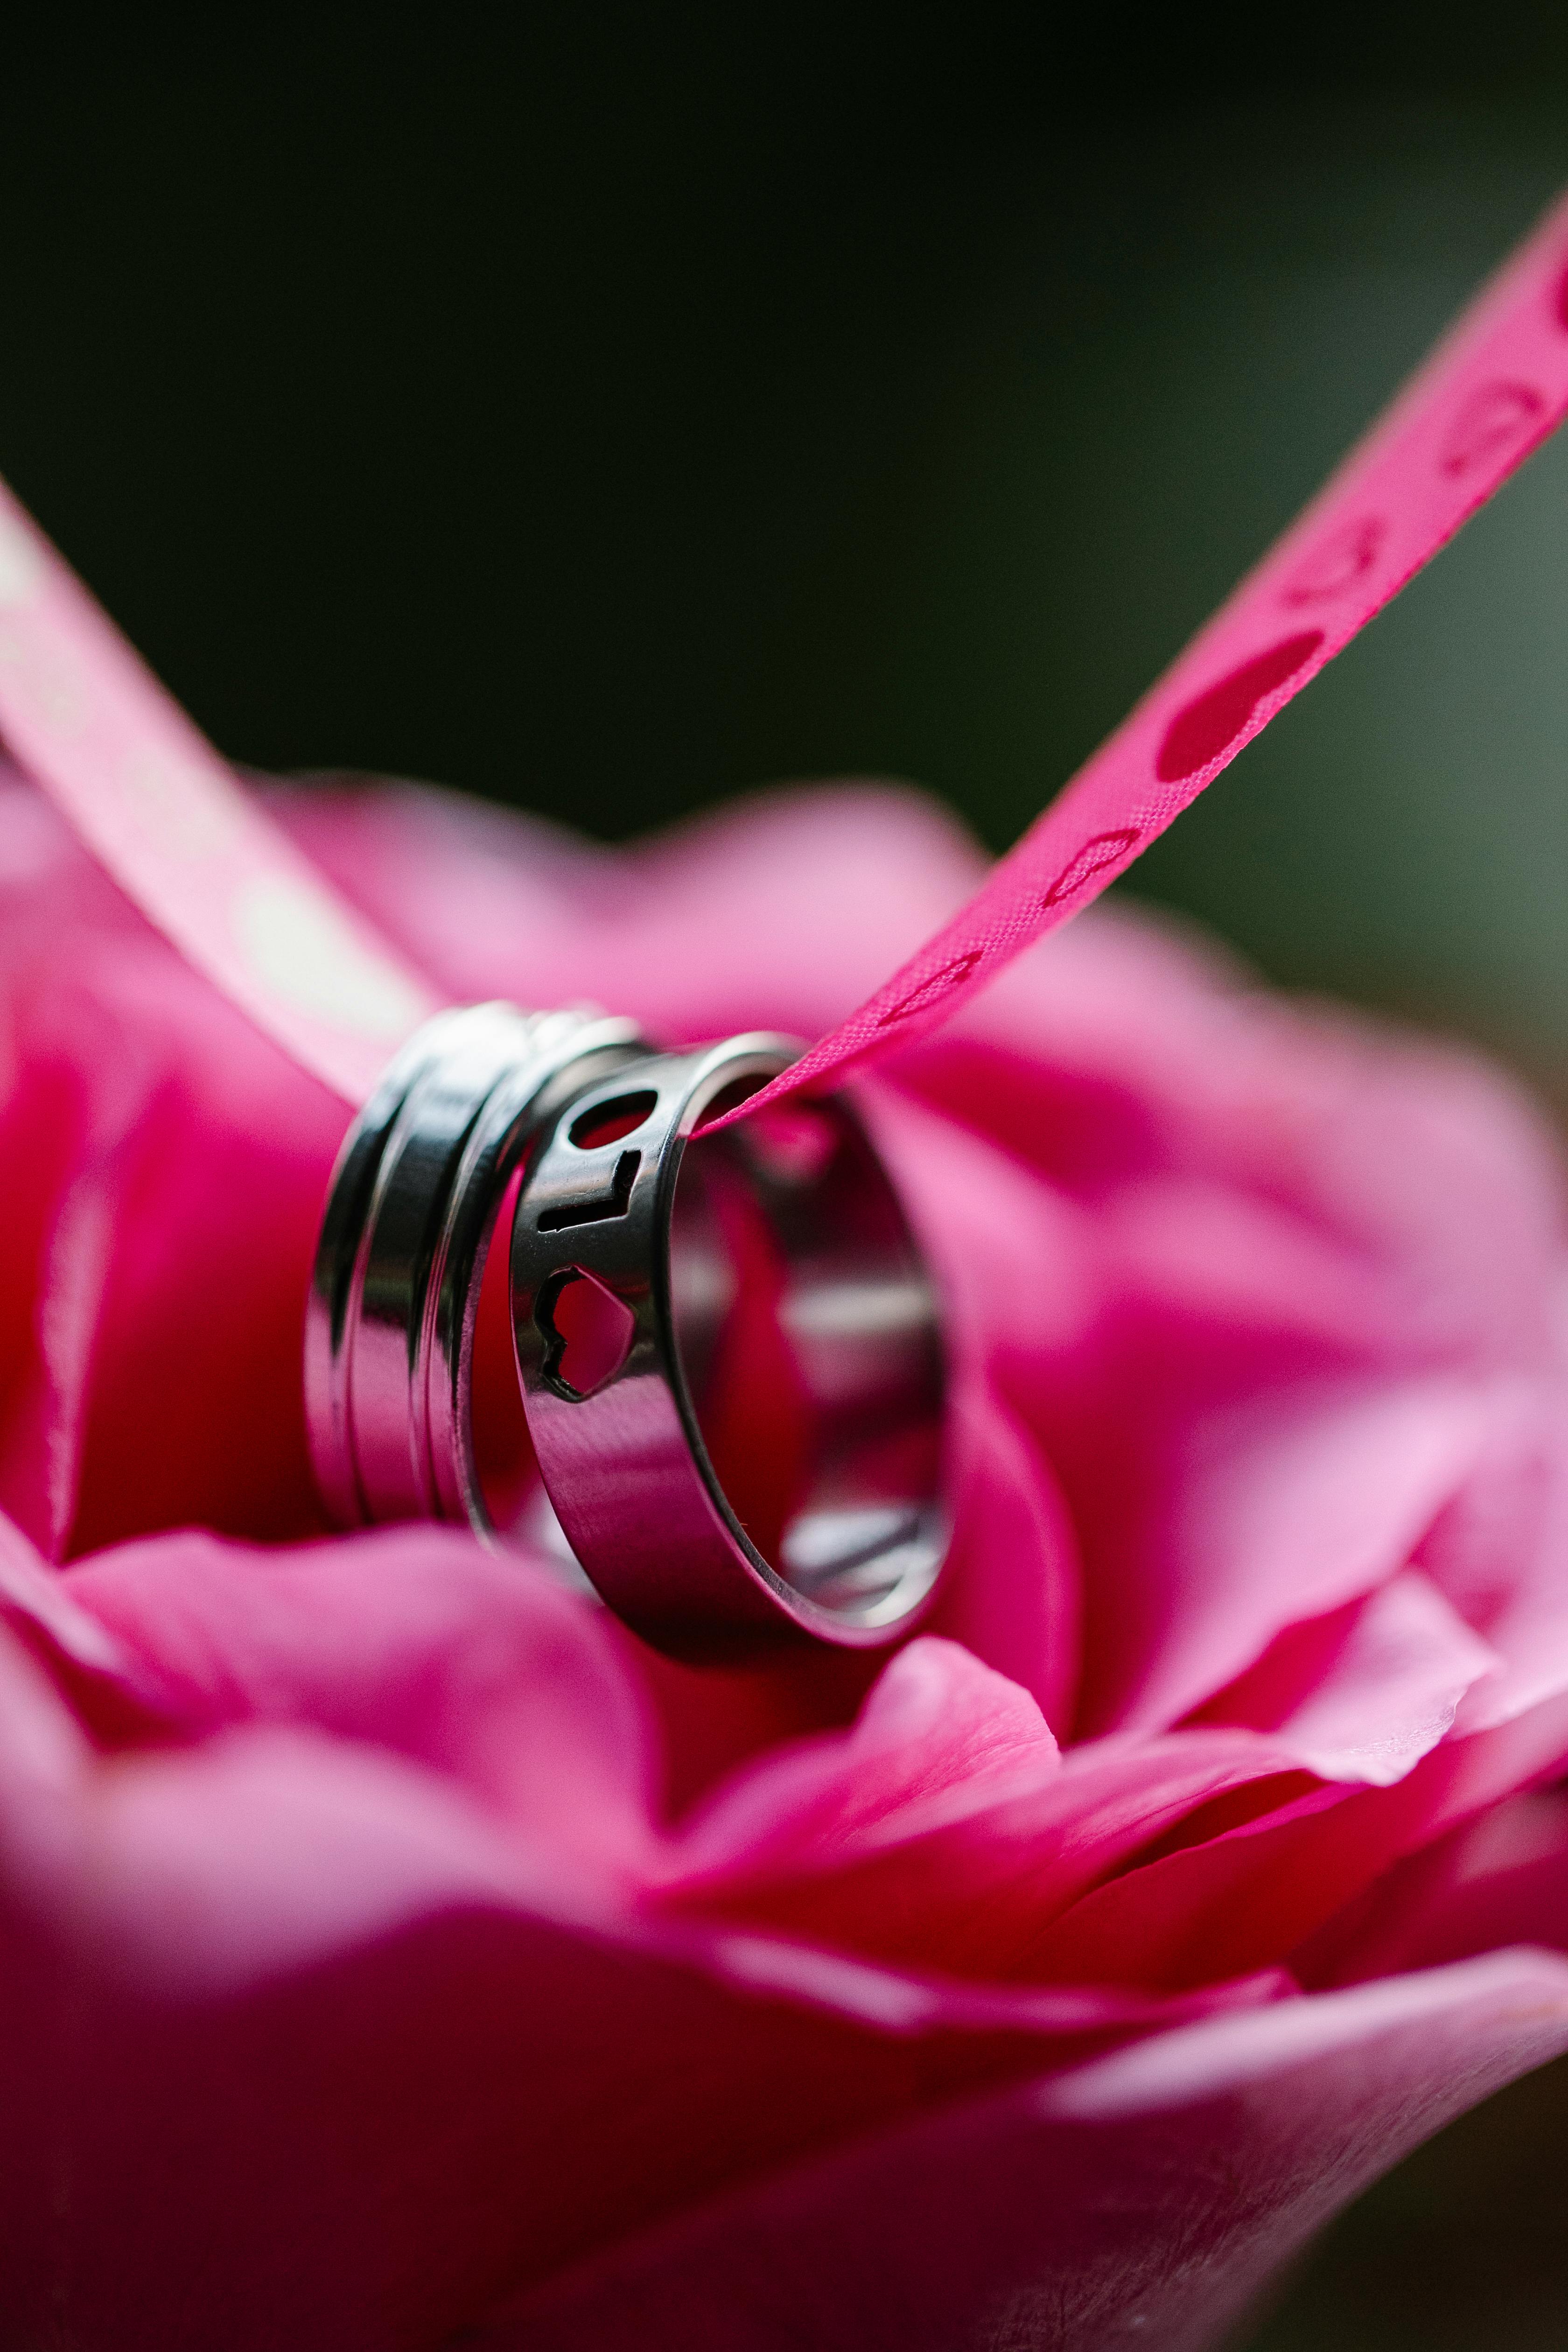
[5,192,1568,1113]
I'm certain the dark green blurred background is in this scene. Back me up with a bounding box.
[5,7,1568,2341]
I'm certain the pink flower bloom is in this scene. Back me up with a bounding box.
[3,761,1568,2348]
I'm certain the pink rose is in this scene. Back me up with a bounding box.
[3,760,1568,2349]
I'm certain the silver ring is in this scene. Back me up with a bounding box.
[307,1008,949,1651]
[305,1001,642,1537]
[510,1036,947,1652]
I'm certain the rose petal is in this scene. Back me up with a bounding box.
[1101,1374,1498,1737]
[0,770,347,1557]
[1416,1370,1568,1731]
[661,1721,1302,1982]
[0,1610,1282,2351]
[476,1951,1568,2352]
[1031,1678,1568,1995]
[901,898,1566,1378]
[1190,1568,1500,1786]
[280,777,986,1045]
[670,1638,1058,1886]
[1309,1786,1568,1988]
[920,1375,1082,1728]
[0,1506,125,1677]
[63,1523,659,1870]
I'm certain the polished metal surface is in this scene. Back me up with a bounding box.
[308,1007,949,1651]
[306,1001,641,1538]
[511,1036,948,1652]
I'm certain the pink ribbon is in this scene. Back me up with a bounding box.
[4,193,1568,1111]
[0,489,437,1104]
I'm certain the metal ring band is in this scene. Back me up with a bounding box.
[510,1035,949,1652]
[306,1001,642,1538]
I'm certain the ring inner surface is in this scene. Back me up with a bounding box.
[670,1098,946,1627]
